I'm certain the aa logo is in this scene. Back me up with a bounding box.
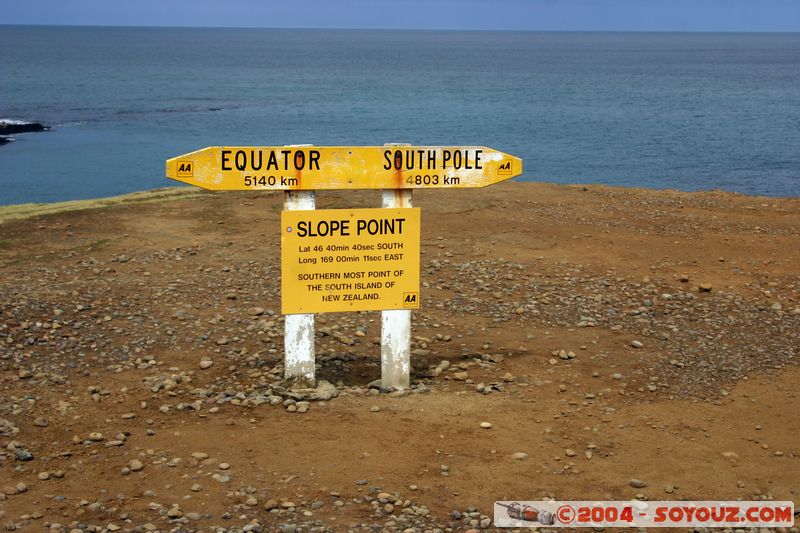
[498,160,512,175]
[176,161,193,177]
[403,292,419,308]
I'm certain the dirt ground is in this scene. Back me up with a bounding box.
[0,182,798,533]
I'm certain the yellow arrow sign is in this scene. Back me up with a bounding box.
[166,146,522,190]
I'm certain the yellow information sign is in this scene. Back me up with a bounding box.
[281,207,420,314]
[167,146,522,190]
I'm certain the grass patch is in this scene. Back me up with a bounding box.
[0,187,209,223]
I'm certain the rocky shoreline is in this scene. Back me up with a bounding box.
[0,120,50,145]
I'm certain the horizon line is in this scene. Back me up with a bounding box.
[2,23,799,34]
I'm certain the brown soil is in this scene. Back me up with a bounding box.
[0,182,798,532]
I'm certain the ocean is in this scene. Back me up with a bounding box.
[1,26,799,204]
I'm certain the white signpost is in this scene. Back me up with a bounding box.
[283,189,317,386]
[381,187,414,389]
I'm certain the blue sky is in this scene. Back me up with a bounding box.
[3,0,800,31]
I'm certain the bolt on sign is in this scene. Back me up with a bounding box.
[282,208,420,314]
[166,146,522,190]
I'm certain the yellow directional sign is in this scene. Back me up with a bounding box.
[166,146,522,190]
[281,207,420,314]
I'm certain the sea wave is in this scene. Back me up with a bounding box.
[0,119,36,126]
[113,105,228,115]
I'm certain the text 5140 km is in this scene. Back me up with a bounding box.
[243,175,299,187]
